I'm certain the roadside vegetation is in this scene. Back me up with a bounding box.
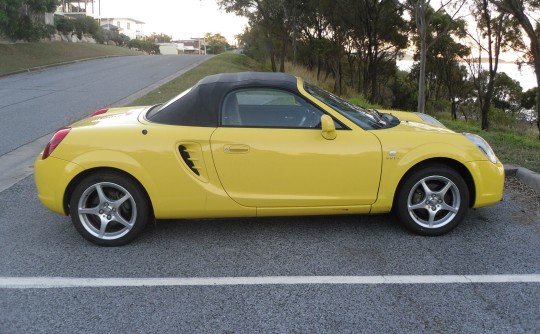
[0,43,140,75]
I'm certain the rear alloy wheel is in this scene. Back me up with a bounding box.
[70,172,150,246]
[396,164,469,235]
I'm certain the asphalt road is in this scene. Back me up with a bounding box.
[1,56,539,333]
[0,54,208,156]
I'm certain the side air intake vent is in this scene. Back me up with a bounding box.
[179,145,200,176]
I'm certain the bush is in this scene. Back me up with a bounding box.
[0,0,56,41]
[55,15,101,40]
[105,31,130,46]
[54,15,73,35]
[128,39,160,54]
[490,107,517,129]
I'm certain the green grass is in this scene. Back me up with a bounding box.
[441,119,540,172]
[0,42,140,75]
[348,97,383,110]
[129,53,266,106]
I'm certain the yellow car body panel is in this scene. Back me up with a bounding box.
[39,110,256,219]
[210,127,382,207]
[34,73,504,229]
[466,160,505,208]
[34,156,84,215]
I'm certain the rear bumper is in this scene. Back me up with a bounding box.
[466,160,505,208]
[34,156,84,215]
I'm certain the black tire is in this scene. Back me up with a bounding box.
[395,164,469,236]
[69,172,150,246]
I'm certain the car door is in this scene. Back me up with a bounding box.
[210,88,382,208]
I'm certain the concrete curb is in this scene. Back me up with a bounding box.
[504,164,540,193]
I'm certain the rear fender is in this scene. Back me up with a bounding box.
[69,149,158,209]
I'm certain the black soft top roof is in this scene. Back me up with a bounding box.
[147,72,299,127]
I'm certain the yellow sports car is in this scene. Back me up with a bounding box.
[34,72,504,246]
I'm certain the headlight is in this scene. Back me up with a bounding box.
[463,133,497,164]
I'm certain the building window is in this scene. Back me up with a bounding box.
[117,21,120,28]
[127,22,131,30]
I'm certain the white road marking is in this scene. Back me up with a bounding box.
[1,274,539,289]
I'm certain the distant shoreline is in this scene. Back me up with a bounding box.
[397,58,537,90]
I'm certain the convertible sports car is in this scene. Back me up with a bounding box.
[35,72,504,246]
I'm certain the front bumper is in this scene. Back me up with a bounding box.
[466,160,505,208]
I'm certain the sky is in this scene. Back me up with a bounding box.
[93,0,248,43]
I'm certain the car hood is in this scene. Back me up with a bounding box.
[388,119,455,134]
[380,110,453,133]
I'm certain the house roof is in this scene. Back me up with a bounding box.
[100,18,145,24]
[101,24,118,31]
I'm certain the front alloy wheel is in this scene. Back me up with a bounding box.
[70,172,150,246]
[396,164,469,235]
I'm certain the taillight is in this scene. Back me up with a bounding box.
[91,108,108,117]
[42,128,71,160]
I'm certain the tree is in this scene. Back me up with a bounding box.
[521,87,538,110]
[205,32,229,54]
[405,0,467,114]
[468,0,524,130]
[351,0,408,103]
[492,72,523,113]
[407,6,469,116]
[392,70,418,111]
[145,33,172,43]
[0,0,57,41]
[490,0,540,139]
[218,0,287,72]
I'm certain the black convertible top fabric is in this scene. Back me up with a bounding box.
[147,72,299,127]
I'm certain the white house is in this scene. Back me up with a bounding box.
[100,18,144,39]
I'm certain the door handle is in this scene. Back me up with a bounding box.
[224,144,250,154]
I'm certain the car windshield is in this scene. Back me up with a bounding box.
[304,82,387,130]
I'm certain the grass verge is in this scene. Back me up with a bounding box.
[126,52,540,172]
[0,42,140,75]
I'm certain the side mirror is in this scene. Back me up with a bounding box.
[321,115,337,140]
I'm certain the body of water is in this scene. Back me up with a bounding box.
[397,60,537,91]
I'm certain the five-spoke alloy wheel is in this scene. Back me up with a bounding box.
[396,164,469,235]
[70,172,150,246]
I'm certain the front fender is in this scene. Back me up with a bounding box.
[371,141,485,213]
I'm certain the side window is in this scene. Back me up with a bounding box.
[221,89,328,128]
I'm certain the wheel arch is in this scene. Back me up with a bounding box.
[392,158,476,211]
[63,167,154,218]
